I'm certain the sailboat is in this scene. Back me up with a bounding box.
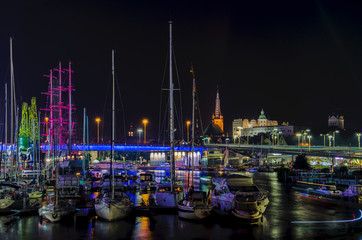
[150,21,184,209]
[94,50,132,221]
[0,38,24,211]
[38,156,75,222]
[38,62,74,223]
[177,66,212,220]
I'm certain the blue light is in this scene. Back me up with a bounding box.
[39,144,208,152]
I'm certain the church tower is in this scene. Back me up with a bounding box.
[212,87,224,132]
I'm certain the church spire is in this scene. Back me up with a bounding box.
[215,86,221,118]
[212,85,224,132]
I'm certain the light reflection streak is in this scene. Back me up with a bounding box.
[291,210,362,224]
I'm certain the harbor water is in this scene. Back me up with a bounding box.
[1,171,361,240]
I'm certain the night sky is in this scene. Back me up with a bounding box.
[1,0,362,141]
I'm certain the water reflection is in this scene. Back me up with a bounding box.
[2,171,362,239]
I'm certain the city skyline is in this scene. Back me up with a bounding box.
[1,1,362,140]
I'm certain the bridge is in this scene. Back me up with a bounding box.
[205,143,362,159]
[35,144,209,152]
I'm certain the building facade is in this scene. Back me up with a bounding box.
[328,115,344,130]
[232,109,293,139]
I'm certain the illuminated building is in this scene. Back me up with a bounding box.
[232,109,294,138]
[328,115,344,130]
[212,87,224,132]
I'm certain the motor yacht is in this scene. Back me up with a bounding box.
[211,172,269,224]
[178,190,213,220]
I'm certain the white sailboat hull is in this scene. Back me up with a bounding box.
[95,200,132,221]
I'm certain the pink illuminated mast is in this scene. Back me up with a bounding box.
[41,61,75,160]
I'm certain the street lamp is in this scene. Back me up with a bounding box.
[142,119,149,144]
[186,121,191,144]
[356,133,361,148]
[328,135,332,147]
[137,128,143,144]
[320,133,328,147]
[307,135,312,151]
[332,130,339,147]
[95,117,101,143]
[296,133,301,146]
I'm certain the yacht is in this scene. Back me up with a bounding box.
[150,182,184,209]
[211,173,269,224]
[314,185,343,197]
[39,202,74,222]
[149,21,184,209]
[94,50,133,221]
[95,192,133,221]
[178,190,213,220]
[343,185,362,202]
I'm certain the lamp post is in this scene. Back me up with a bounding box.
[137,128,143,145]
[186,120,191,144]
[95,117,101,144]
[296,133,301,146]
[320,133,328,147]
[142,119,148,144]
[307,135,312,151]
[332,130,339,147]
[356,133,361,148]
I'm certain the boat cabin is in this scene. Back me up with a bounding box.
[157,185,183,192]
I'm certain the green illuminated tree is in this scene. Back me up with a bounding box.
[19,102,30,138]
[29,97,39,141]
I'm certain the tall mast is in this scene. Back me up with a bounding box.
[58,62,62,150]
[9,37,14,178]
[111,49,115,200]
[83,108,86,178]
[191,66,196,184]
[68,62,72,158]
[4,83,7,179]
[169,21,175,191]
[50,70,54,174]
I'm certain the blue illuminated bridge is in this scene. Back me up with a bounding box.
[36,144,209,152]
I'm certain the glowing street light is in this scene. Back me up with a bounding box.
[356,133,361,148]
[186,120,191,144]
[328,135,332,147]
[307,135,312,151]
[332,130,339,147]
[95,117,101,143]
[296,133,301,146]
[320,133,328,147]
[142,119,149,144]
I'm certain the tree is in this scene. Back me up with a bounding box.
[293,153,310,170]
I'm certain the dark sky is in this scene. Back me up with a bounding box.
[1,0,362,141]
